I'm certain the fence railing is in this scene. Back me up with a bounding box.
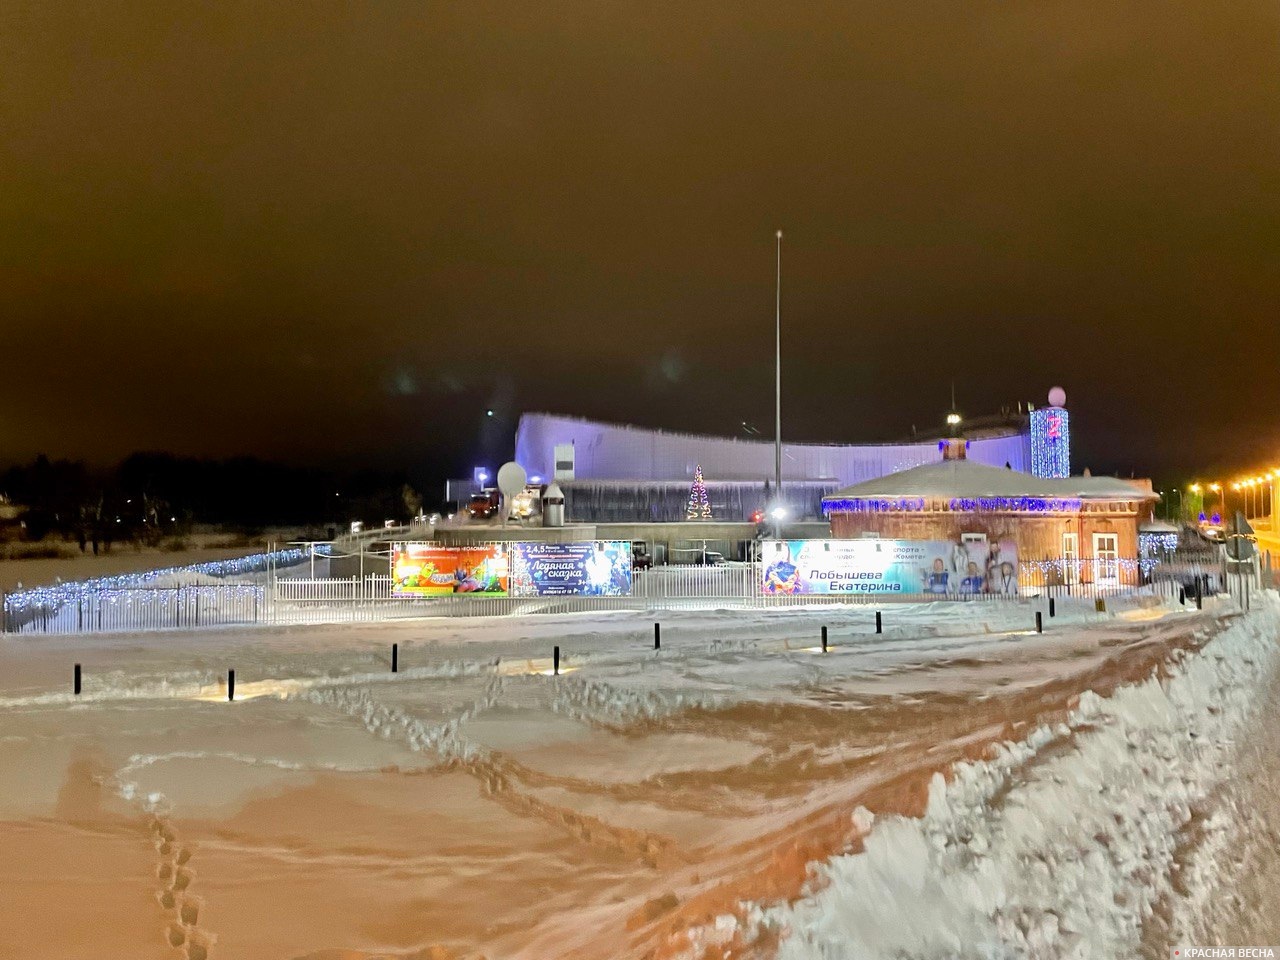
[1,553,1245,637]
[2,584,267,635]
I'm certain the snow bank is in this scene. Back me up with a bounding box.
[742,597,1280,960]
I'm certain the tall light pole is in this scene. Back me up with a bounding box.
[774,229,783,538]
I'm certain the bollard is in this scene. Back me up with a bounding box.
[654,622,661,651]
[1179,587,1186,606]
[1195,579,1203,610]
[392,643,398,673]
[1049,598,1056,618]
[875,611,882,634]
[821,625,828,653]
[1036,611,1043,633]
[74,663,81,696]
[553,646,560,676]
[228,669,236,702]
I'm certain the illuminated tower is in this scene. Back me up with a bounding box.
[1030,387,1070,478]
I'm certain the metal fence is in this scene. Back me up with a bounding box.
[2,584,267,635]
[0,553,1240,637]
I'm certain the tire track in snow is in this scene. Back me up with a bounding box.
[306,669,686,867]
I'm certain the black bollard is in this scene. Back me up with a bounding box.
[392,643,398,673]
[875,611,883,634]
[1195,579,1203,610]
[1036,611,1043,634]
[553,646,560,676]
[821,625,828,653]
[74,663,81,696]
[654,622,661,650]
[1049,598,1056,618]
[1179,587,1186,606]
[228,669,236,702]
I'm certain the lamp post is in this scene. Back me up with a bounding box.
[1209,482,1224,523]
[774,229,783,538]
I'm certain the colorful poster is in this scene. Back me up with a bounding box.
[760,539,1019,596]
[510,541,633,596]
[391,543,509,597]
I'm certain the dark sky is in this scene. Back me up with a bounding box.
[3,1,1277,482]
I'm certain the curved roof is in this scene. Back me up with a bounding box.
[515,412,1032,483]
[823,459,1157,506]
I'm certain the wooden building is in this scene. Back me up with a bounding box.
[822,440,1158,586]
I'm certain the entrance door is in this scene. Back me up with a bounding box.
[1062,532,1079,585]
[1093,533,1119,583]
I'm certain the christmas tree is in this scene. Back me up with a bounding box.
[686,464,712,520]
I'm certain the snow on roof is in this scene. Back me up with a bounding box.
[823,459,1158,504]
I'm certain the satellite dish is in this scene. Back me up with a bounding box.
[496,462,528,526]
[1048,386,1067,408]
[496,462,527,498]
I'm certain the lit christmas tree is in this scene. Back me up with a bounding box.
[686,464,712,520]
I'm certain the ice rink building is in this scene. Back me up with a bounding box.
[512,408,1047,523]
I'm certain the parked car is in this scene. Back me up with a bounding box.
[466,490,500,520]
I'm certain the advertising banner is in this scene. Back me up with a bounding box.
[391,543,509,597]
[510,541,633,596]
[760,539,1019,596]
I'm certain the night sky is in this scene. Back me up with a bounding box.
[3,2,1277,483]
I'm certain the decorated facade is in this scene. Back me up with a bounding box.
[822,439,1157,586]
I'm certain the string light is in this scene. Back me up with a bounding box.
[949,496,1082,513]
[822,497,927,513]
[1030,407,1070,479]
[3,546,322,620]
[685,464,712,521]
[1138,531,1180,556]
[823,496,1083,514]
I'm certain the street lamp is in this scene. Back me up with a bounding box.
[774,230,783,519]
[1209,482,1223,523]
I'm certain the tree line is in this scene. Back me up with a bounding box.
[0,452,426,552]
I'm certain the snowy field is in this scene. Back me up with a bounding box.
[0,593,1275,959]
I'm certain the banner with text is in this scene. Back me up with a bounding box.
[391,543,509,597]
[510,541,633,596]
[760,539,1019,596]
[392,542,633,598]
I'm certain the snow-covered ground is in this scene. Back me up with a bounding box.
[0,591,1272,959]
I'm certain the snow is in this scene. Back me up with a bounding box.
[825,457,1157,502]
[0,585,1264,960]
[751,594,1280,960]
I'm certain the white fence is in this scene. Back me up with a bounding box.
[264,560,1188,625]
[3,556,1235,637]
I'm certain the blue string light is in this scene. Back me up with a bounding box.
[821,497,927,513]
[823,496,1082,514]
[2,546,323,620]
[948,496,1082,512]
[1030,407,1070,479]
